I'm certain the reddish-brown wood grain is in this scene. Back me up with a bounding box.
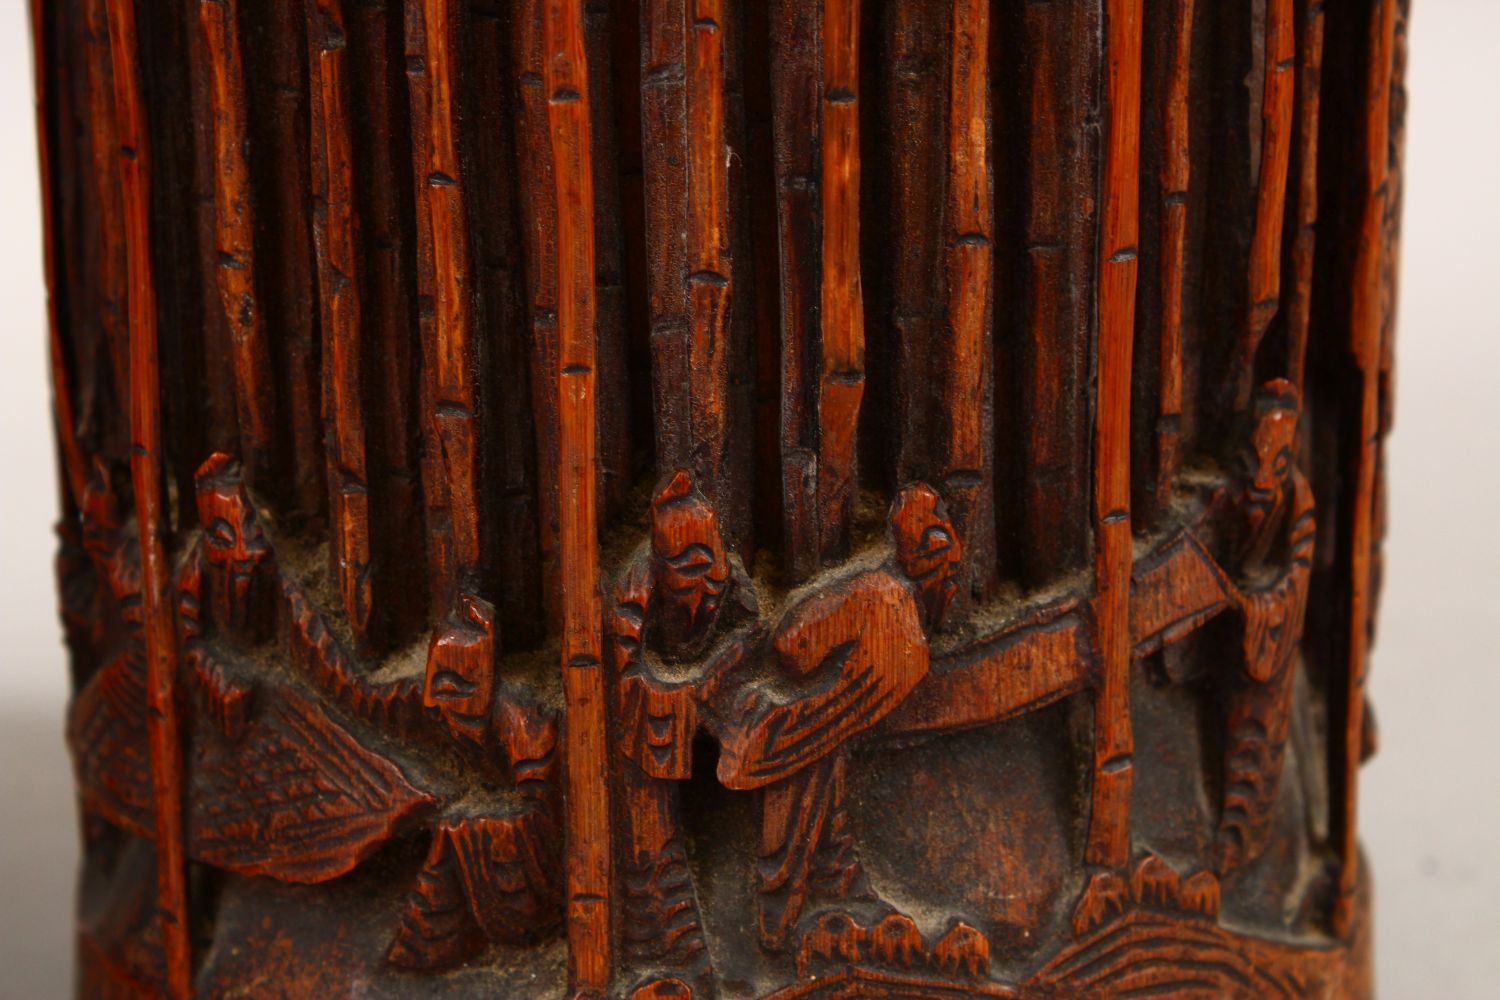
[103,0,191,994]
[1085,0,1142,874]
[544,0,611,991]
[1334,0,1397,939]
[200,0,277,491]
[38,2,1399,996]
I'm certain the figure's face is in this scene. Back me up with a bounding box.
[423,595,496,748]
[195,455,270,631]
[651,472,731,647]
[891,485,962,629]
[80,461,121,564]
[1241,405,1298,526]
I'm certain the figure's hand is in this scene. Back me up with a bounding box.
[1237,567,1305,683]
[717,570,928,790]
[694,621,767,707]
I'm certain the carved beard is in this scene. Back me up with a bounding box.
[655,548,729,659]
[203,508,271,637]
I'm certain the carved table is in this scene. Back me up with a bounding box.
[32,0,1403,996]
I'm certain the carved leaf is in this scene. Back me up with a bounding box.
[67,653,153,839]
[188,690,435,882]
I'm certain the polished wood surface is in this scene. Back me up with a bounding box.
[34,1,1403,996]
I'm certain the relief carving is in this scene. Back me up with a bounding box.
[40,0,1397,995]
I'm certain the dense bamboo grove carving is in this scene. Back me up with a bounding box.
[33,0,1404,996]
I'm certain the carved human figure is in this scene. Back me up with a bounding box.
[389,598,566,968]
[1216,380,1316,871]
[190,452,276,640]
[606,471,760,993]
[715,483,961,954]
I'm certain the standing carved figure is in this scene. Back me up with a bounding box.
[716,484,961,953]
[607,471,761,993]
[1217,380,1316,871]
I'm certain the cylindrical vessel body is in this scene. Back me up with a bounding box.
[35,0,1401,996]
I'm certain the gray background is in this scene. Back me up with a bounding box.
[2,2,1495,997]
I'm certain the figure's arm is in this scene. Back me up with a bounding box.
[717,571,928,790]
[1238,474,1315,682]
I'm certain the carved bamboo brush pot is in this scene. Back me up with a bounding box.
[36,0,1400,995]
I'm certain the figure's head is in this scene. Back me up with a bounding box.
[79,457,122,565]
[1241,380,1300,514]
[195,453,271,630]
[423,593,496,748]
[890,484,963,629]
[650,470,731,650]
[1231,380,1302,567]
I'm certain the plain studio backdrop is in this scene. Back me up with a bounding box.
[1,4,1495,998]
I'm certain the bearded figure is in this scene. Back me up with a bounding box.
[606,471,761,995]
[1216,380,1317,872]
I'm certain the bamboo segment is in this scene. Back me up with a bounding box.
[817,0,864,562]
[84,0,130,451]
[30,0,87,505]
[308,0,375,650]
[769,0,822,581]
[941,0,994,599]
[514,0,564,626]
[258,0,326,523]
[1148,0,1193,523]
[104,0,192,993]
[349,1,425,644]
[885,0,946,488]
[542,0,611,990]
[403,0,454,617]
[641,0,690,479]
[686,0,732,523]
[1239,0,1295,406]
[583,1,632,518]
[1334,0,1395,939]
[1286,0,1325,392]
[1004,0,1097,587]
[201,0,277,488]
[466,0,545,649]
[1085,0,1142,873]
[187,5,240,465]
[417,0,483,597]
